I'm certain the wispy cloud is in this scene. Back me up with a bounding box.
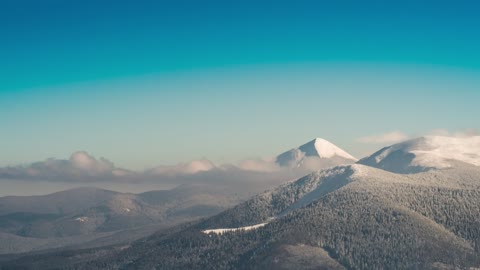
[236,158,280,172]
[428,128,480,138]
[356,128,479,147]
[356,131,409,144]
[147,159,216,175]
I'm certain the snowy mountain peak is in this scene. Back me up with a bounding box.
[302,138,357,160]
[358,135,480,174]
[276,138,357,169]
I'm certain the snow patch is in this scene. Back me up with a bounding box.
[75,217,88,222]
[202,222,268,235]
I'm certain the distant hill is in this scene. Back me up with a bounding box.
[0,184,244,254]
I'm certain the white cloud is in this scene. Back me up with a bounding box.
[427,129,451,137]
[147,159,216,175]
[356,128,479,147]
[357,131,409,144]
[0,152,308,197]
[236,158,280,172]
[0,152,222,183]
[0,151,135,182]
[428,128,479,138]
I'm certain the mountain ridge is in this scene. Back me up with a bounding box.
[35,162,479,269]
[358,135,480,174]
[2,135,480,268]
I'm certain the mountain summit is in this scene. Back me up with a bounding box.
[276,138,357,169]
[358,135,480,174]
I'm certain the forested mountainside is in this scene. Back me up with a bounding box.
[3,164,479,269]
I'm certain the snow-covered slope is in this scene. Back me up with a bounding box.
[358,136,480,174]
[199,161,480,230]
[276,138,357,169]
[7,162,480,269]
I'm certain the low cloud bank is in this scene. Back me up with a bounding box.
[0,152,134,182]
[2,129,478,187]
[0,152,302,191]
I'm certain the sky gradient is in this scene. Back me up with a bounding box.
[2,0,480,169]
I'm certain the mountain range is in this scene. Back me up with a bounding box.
[1,136,479,269]
[0,138,354,255]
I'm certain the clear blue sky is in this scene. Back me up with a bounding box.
[1,0,480,169]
